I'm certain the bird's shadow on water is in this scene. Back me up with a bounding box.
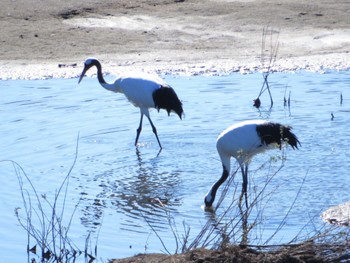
[136,146,162,160]
[197,161,285,249]
[79,145,181,234]
[112,147,185,234]
[201,196,250,248]
[186,168,249,248]
[112,146,181,211]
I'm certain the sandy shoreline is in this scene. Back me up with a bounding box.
[1,0,350,79]
[1,52,350,80]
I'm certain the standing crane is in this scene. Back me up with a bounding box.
[78,58,183,149]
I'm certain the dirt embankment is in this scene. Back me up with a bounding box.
[0,0,350,79]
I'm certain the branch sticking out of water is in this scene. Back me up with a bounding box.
[340,92,343,105]
[254,26,280,109]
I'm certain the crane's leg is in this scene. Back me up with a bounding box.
[135,114,144,146]
[240,164,249,209]
[146,115,162,149]
[243,164,248,208]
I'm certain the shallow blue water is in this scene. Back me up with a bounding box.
[0,71,349,262]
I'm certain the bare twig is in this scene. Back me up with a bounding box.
[6,133,97,262]
[254,26,280,109]
[141,210,172,255]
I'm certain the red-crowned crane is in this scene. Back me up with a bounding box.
[204,119,300,208]
[78,58,183,149]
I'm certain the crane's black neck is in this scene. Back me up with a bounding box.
[213,165,229,194]
[205,165,229,207]
[92,59,107,85]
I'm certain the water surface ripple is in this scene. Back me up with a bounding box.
[0,71,349,261]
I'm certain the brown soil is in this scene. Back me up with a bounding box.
[1,0,350,79]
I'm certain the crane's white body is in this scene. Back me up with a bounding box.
[216,119,275,172]
[102,72,167,110]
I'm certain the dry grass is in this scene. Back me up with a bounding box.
[112,240,350,263]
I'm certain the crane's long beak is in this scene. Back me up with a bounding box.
[78,66,88,84]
